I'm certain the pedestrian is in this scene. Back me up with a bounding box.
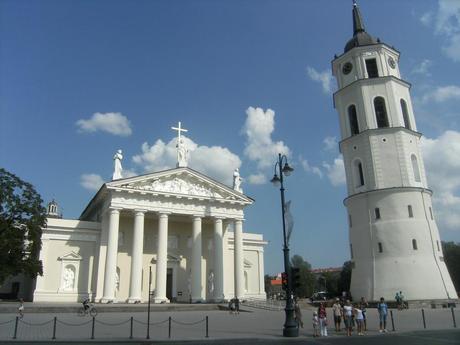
[395,291,401,310]
[18,298,24,319]
[294,301,303,328]
[312,311,319,337]
[399,291,406,309]
[353,304,364,335]
[228,298,236,314]
[235,298,240,314]
[359,297,368,331]
[317,302,328,337]
[377,297,388,333]
[342,300,353,336]
[332,298,342,332]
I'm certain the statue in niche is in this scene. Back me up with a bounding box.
[208,271,214,294]
[63,266,75,290]
[113,149,123,180]
[233,168,243,193]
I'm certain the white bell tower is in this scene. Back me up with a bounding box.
[332,2,457,301]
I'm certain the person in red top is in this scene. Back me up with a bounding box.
[317,302,328,337]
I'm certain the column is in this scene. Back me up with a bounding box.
[213,218,224,301]
[234,219,244,299]
[191,216,203,302]
[102,207,121,303]
[128,209,146,303]
[258,250,265,295]
[154,213,169,303]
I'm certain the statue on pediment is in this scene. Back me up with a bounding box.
[113,149,123,180]
[233,168,243,193]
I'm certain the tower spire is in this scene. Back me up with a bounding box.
[352,1,365,35]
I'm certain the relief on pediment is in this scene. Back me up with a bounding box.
[122,176,229,199]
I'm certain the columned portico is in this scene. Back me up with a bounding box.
[234,219,244,299]
[213,217,224,301]
[128,209,146,303]
[191,215,203,302]
[101,207,121,303]
[154,212,170,303]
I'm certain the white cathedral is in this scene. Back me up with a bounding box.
[32,123,267,303]
[333,2,457,301]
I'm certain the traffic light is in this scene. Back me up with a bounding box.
[281,272,288,291]
[291,267,301,292]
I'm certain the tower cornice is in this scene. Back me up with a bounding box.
[343,186,433,206]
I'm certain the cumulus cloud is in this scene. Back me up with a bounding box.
[299,156,323,179]
[322,156,346,186]
[323,136,338,152]
[132,136,241,186]
[80,174,105,191]
[76,112,132,136]
[306,66,334,94]
[247,173,267,185]
[422,85,460,103]
[421,130,460,230]
[412,59,433,76]
[420,12,433,26]
[428,0,460,62]
[242,107,290,170]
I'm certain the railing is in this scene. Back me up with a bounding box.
[241,297,284,311]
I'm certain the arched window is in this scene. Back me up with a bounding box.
[374,97,389,128]
[411,154,421,182]
[348,105,360,135]
[400,99,411,130]
[412,239,418,250]
[353,160,365,187]
[378,242,383,253]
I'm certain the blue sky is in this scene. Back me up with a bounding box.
[1,0,460,275]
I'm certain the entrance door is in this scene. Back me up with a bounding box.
[166,268,173,301]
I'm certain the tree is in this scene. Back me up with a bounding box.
[290,254,315,298]
[0,168,46,284]
[338,260,352,295]
[442,241,460,293]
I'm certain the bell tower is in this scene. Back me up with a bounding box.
[331,2,457,301]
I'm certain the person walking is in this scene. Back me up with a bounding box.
[377,297,388,333]
[332,298,342,332]
[18,298,24,319]
[294,301,303,328]
[317,302,328,337]
[342,300,353,336]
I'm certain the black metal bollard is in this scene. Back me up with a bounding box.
[421,309,426,329]
[130,316,133,339]
[168,316,172,339]
[452,307,457,328]
[206,315,209,338]
[13,316,18,339]
[91,316,95,339]
[52,316,57,339]
[390,310,395,331]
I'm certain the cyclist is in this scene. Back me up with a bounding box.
[82,298,90,313]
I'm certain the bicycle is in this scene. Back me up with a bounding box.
[78,303,97,317]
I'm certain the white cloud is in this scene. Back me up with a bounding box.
[299,156,323,179]
[80,174,105,191]
[247,173,267,185]
[420,12,433,26]
[412,59,433,76]
[322,156,346,186]
[242,107,290,170]
[432,0,460,62]
[306,66,334,94]
[76,112,132,136]
[132,136,241,186]
[421,130,460,230]
[422,85,460,103]
[323,136,338,152]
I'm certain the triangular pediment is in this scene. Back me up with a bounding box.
[58,251,82,261]
[106,167,252,204]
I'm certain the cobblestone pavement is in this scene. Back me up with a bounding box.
[0,305,458,343]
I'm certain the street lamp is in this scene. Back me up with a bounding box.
[271,153,298,337]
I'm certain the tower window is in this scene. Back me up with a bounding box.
[353,160,365,187]
[378,242,383,253]
[374,97,389,128]
[348,105,360,135]
[437,240,440,252]
[429,207,433,220]
[412,239,418,250]
[375,207,381,220]
[400,99,411,130]
[350,244,354,259]
[366,58,379,78]
[411,154,421,182]
[408,205,413,218]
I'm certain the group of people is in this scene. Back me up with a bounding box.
[395,291,406,310]
[228,298,240,315]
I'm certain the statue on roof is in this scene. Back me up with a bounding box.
[233,168,243,193]
[113,149,123,180]
[171,121,189,168]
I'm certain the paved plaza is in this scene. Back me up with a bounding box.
[0,303,459,343]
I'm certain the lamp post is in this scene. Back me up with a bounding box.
[271,153,298,337]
